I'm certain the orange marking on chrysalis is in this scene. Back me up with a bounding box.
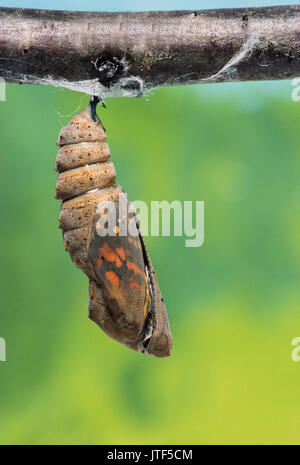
[127,260,144,290]
[127,261,142,276]
[116,247,126,262]
[100,242,122,267]
[129,277,142,289]
[105,271,120,287]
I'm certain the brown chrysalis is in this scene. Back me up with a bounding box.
[55,100,173,357]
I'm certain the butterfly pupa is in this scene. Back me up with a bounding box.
[55,101,173,357]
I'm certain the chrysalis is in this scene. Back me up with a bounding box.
[55,100,173,357]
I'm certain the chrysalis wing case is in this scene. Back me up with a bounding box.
[55,102,173,357]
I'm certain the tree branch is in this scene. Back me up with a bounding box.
[0,5,299,98]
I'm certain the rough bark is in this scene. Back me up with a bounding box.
[0,6,299,97]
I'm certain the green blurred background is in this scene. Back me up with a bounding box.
[0,0,300,446]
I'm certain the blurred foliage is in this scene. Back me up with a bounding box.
[0,80,299,444]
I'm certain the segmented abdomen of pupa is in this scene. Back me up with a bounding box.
[55,105,125,339]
